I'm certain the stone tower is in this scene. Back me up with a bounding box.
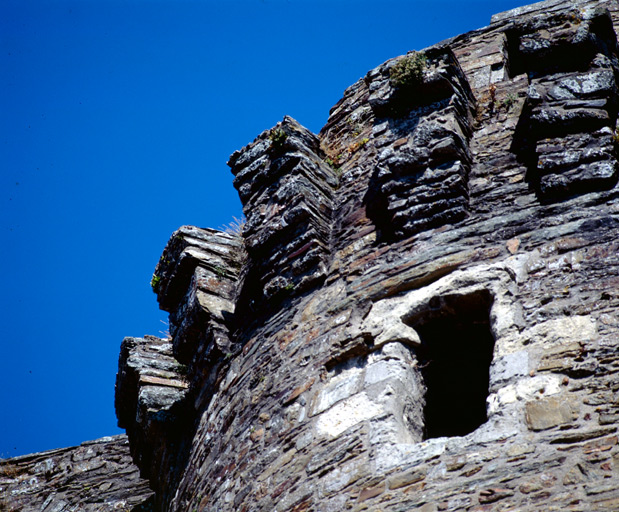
[3,0,619,510]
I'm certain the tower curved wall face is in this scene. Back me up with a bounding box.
[112,2,619,511]
[4,2,618,511]
[0,1,583,511]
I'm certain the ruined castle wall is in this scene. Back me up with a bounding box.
[0,435,154,511]
[112,1,619,511]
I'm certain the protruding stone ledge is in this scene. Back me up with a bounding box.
[152,225,244,313]
[151,226,244,363]
[504,4,619,76]
[366,46,476,121]
[365,47,477,241]
[115,336,189,488]
[229,116,338,305]
[509,6,619,201]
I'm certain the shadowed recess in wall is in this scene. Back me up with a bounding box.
[407,290,495,439]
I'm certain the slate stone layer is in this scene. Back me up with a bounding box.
[3,1,619,511]
[0,436,154,511]
[124,1,619,510]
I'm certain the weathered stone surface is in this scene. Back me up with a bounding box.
[123,1,619,510]
[525,396,580,430]
[510,6,619,201]
[0,435,153,511]
[115,335,190,507]
[366,47,476,241]
[229,116,337,305]
[151,225,244,363]
[12,0,619,510]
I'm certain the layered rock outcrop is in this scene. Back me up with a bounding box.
[3,0,619,511]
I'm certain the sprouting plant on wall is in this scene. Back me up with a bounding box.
[502,93,518,112]
[269,127,288,150]
[485,83,498,114]
[390,51,427,89]
[568,8,583,24]
[483,84,518,115]
[219,215,246,236]
[159,319,171,340]
[214,265,226,279]
[346,116,364,137]
[174,362,188,376]
[0,458,20,479]
[325,155,343,178]
[150,274,162,292]
[348,138,370,154]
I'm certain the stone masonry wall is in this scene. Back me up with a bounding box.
[0,435,154,511]
[112,1,619,511]
[9,1,618,511]
[116,226,246,507]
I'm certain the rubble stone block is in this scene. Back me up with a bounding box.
[525,396,579,431]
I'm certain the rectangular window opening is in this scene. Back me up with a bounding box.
[410,290,496,440]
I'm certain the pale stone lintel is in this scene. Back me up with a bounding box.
[139,374,188,390]
[358,258,527,355]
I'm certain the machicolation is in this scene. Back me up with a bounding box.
[2,1,619,511]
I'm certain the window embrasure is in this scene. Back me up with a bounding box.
[406,290,495,439]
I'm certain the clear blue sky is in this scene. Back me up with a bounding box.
[1,0,530,458]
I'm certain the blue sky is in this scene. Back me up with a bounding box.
[1,0,530,458]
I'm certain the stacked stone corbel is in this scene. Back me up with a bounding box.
[114,336,189,491]
[228,116,338,304]
[151,225,244,397]
[115,226,245,507]
[365,47,478,240]
[512,6,619,200]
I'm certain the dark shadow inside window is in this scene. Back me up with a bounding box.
[411,290,495,439]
